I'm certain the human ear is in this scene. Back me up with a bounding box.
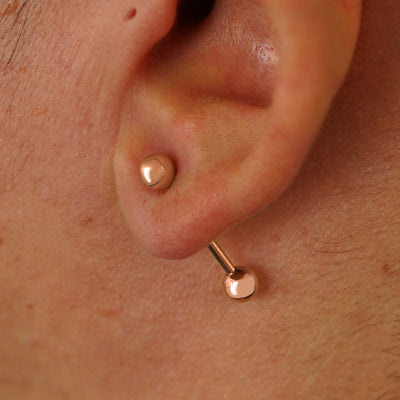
[113,0,362,259]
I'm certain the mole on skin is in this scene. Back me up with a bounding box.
[0,0,19,16]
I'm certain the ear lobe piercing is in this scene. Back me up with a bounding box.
[139,154,258,301]
[208,241,258,301]
[139,154,176,191]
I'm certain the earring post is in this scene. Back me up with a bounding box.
[208,241,236,275]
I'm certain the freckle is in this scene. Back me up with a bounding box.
[34,108,48,117]
[272,234,280,243]
[51,323,62,332]
[101,307,122,317]
[27,304,34,310]
[123,7,137,22]
[382,263,390,274]
[0,237,3,247]
[80,216,94,227]
[1,0,19,16]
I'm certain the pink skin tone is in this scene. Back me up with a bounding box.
[0,1,399,399]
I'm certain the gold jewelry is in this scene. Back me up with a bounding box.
[208,241,258,301]
[139,154,176,191]
[139,154,258,300]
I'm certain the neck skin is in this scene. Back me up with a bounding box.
[0,1,399,399]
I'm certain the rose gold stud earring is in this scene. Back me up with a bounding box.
[139,154,258,301]
[208,241,258,301]
[139,154,176,191]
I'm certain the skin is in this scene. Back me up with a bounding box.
[0,0,399,399]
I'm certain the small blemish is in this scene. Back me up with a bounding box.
[101,307,123,318]
[381,262,400,277]
[382,263,390,274]
[0,237,3,246]
[272,234,281,243]
[80,216,94,228]
[123,7,137,22]
[1,0,19,16]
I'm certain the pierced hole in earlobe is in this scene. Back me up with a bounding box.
[177,0,215,26]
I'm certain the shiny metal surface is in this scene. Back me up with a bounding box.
[208,241,258,301]
[224,268,258,301]
[208,241,236,274]
[139,154,175,191]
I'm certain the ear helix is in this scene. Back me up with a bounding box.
[139,154,258,301]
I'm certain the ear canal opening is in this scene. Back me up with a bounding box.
[177,0,216,25]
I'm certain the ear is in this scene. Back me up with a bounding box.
[113,0,362,259]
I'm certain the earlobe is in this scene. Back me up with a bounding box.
[113,0,362,259]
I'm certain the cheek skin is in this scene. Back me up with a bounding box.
[0,0,18,15]
[0,0,158,262]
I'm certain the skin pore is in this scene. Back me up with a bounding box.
[0,0,399,399]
